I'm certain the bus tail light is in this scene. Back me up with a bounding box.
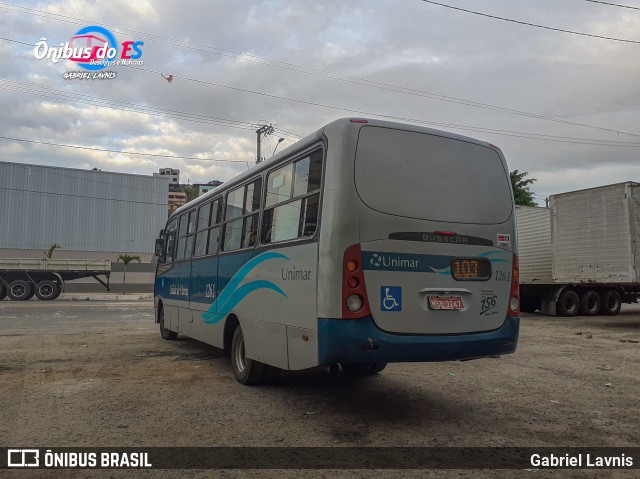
[342,244,371,319]
[507,254,520,316]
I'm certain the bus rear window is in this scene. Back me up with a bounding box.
[354,127,513,225]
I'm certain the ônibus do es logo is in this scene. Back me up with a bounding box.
[33,25,144,80]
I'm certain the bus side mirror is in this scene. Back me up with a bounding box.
[154,238,164,257]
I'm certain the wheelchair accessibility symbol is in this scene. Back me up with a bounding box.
[381,286,402,312]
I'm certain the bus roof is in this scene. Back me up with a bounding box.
[170,117,496,219]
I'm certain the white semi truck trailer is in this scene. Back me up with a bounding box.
[517,182,640,316]
[0,259,111,301]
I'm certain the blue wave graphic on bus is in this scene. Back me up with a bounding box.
[201,251,289,324]
[479,250,510,263]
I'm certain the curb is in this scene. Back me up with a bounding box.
[60,293,154,301]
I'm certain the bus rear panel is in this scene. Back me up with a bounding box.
[317,122,519,366]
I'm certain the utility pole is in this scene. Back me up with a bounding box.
[255,124,275,164]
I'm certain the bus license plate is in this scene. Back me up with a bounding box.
[428,296,464,310]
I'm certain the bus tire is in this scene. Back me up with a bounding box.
[7,280,33,301]
[600,290,621,316]
[0,283,6,300]
[579,290,600,316]
[368,362,387,374]
[231,326,268,385]
[35,280,61,301]
[557,290,579,317]
[159,308,178,340]
[341,362,384,375]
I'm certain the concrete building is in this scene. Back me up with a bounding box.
[0,161,169,292]
[194,180,223,197]
[168,191,187,215]
[154,168,180,190]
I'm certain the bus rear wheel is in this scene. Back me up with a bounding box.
[7,280,33,301]
[159,308,177,340]
[35,280,61,301]
[231,326,268,385]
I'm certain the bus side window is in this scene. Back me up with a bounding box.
[194,201,212,257]
[207,200,222,255]
[261,149,322,244]
[164,233,176,263]
[162,217,178,263]
[223,178,262,251]
[193,198,224,257]
[176,210,196,260]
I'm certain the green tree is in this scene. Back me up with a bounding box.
[118,254,141,294]
[43,243,61,259]
[184,186,199,202]
[510,170,537,207]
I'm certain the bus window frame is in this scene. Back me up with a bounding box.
[220,177,264,255]
[174,208,197,263]
[166,141,326,260]
[258,145,325,249]
[193,196,224,260]
[161,217,179,264]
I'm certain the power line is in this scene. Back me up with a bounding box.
[419,0,640,44]
[0,4,637,139]
[4,71,640,148]
[0,185,167,206]
[1,59,639,148]
[0,78,303,142]
[584,0,640,11]
[0,36,33,46]
[0,135,253,165]
[125,65,640,147]
[0,80,253,131]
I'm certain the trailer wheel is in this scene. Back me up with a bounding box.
[159,308,177,340]
[557,290,579,317]
[7,279,33,301]
[231,325,268,385]
[600,290,621,316]
[579,290,601,316]
[0,283,6,300]
[35,280,61,301]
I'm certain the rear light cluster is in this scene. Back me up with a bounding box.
[507,254,520,316]
[342,244,371,319]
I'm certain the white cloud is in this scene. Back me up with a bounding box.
[0,0,638,197]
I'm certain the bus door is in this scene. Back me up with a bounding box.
[170,210,197,333]
[188,199,224,342]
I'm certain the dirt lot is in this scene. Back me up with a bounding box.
[0,300,638,478]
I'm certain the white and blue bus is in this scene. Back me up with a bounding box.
[154,118,520,385]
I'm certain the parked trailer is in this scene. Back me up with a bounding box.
[517,181,640,316]
[0,259,111,301]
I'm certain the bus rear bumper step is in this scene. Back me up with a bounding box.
[317,316,519,365]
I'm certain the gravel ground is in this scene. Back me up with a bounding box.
[0,300,638,478]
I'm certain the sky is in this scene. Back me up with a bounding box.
[1,0,639,203]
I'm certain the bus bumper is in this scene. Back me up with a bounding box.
[317,316,519,365]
